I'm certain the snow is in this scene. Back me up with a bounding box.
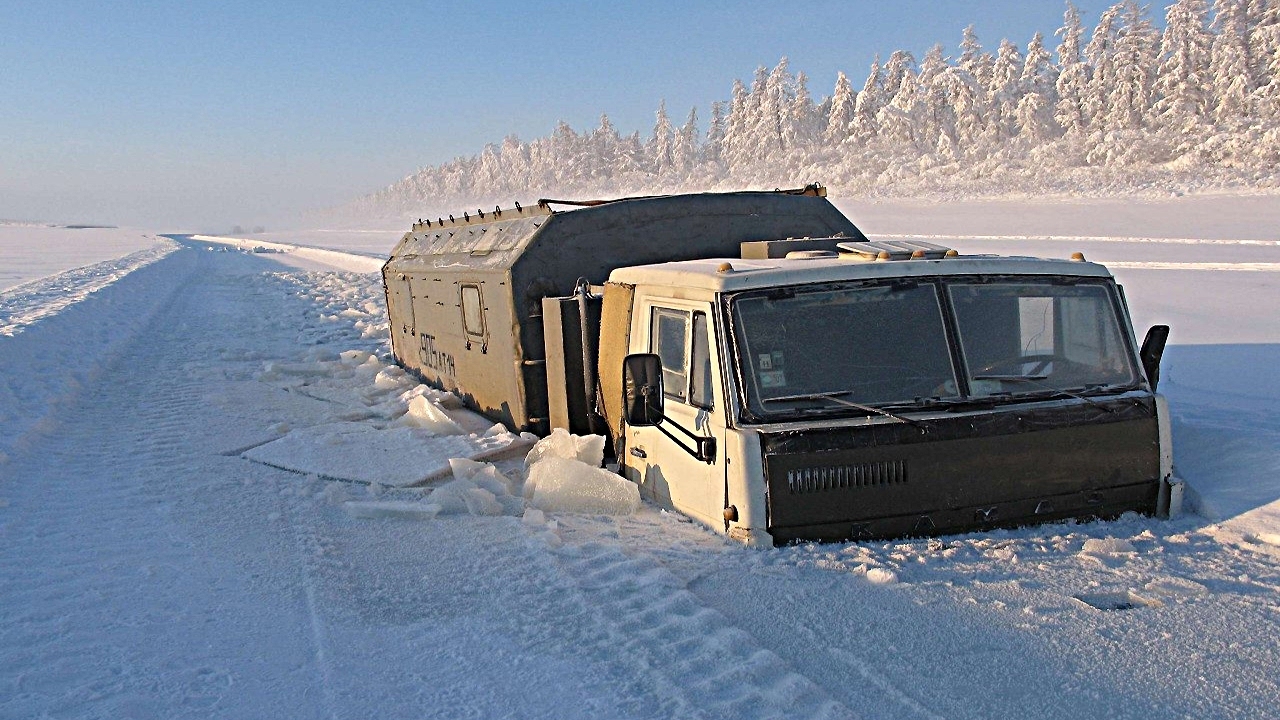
[0,225,166,292]
[189,234,386,274]
[1,200,1279,718]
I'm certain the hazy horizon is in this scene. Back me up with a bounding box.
[3,1,1082,230]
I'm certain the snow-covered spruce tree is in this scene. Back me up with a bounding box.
[851,56,884,143]
[783,70,819,163]
[1018,32,1061,144]
[586,115,620,183]
[673,107,699,176]
[824,71,857,147]
[704,101,727,171]
[917,44,953,150]
[1154,0,1214,136]
[881,50,917,109]
[954,25,995,155]
[720,78,752,174]
[959,24,995,89]
[989,38,1026,142]
[1109,1,1159,133]
[1055,2,1092,137]
[1211,0,1254,126]
[938,66,985,153]
[647,100,676,176]
[1084,3,1123,131]
[476,143,505,194]
[750,59,795,166]
[1253,0,1280,118]
[1248,0,1280,88]
[499,135,532,193]
[877,50,920,148]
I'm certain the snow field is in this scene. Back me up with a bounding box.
[0,225,169,293]
[189,234,386,274]
[0,237,179,337]
[0,237,190,461]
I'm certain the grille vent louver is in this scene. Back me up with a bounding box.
[786,460,908,494]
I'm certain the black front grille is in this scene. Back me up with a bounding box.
[786,460,907,494]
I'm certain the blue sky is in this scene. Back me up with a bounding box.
[1,1,1115,229]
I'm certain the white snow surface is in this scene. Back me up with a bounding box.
[1,202,1279,719]
[0,225,167,292]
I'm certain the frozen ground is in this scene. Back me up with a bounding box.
[0,224,166,292]
[1,196,1278,719]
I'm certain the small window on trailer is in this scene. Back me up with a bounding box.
[460,283,486,339]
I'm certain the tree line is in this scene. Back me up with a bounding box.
[343,0,1280,220]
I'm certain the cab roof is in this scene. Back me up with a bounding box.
[608,251,1115,293]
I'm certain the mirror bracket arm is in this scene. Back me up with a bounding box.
[650,411,717,464]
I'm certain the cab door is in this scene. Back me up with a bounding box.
[626,299,727,527]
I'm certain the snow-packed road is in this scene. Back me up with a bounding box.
[2,231,1279,719]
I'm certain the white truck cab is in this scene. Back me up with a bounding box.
[604,243,1178,545]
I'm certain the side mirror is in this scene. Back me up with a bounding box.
[1140,325,1170,392]
[623,353,664,426]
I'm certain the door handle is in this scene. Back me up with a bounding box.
[629,447,647,459]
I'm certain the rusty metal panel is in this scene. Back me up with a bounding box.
[596,282,636,443]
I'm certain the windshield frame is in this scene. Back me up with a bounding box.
[723,274,1144,425]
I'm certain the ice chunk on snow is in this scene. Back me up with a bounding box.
[344,500,443,520]
[449,457,514,496]
[574,434,606,468]
[426,478,507,516]
[528,457,640,515]
[522,507,547,526]
[401,395,465,435]
[865,567,900,585]
[448,457,488,480]
[525,428,607,468]
[464,487,504,516]
[242,422,526,487]
[525,428,577,467]
[426,479,474,515]
[339,349,372,365]
[474,465,515,497]
[1081,537,1137,555]
[373,367,408,389]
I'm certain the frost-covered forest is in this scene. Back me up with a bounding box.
[344,0,1280,219]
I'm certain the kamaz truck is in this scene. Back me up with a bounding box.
[382,185,1181,545]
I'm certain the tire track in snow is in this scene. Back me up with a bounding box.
[0,248,343,719]
[544,537,859,720]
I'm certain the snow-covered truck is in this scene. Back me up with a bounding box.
[382,185,1181,545]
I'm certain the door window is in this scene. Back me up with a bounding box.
[650,308,689,402]
[690,311,714,409]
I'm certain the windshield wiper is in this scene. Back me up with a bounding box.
[762,391,931,431]
[971,375,1115,413]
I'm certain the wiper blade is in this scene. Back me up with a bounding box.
[762,391,932,431]
[972,375,1115,413]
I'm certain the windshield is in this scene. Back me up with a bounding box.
[949,281,1139,397]
[727,276,1141,422]
[730,282,959,419]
